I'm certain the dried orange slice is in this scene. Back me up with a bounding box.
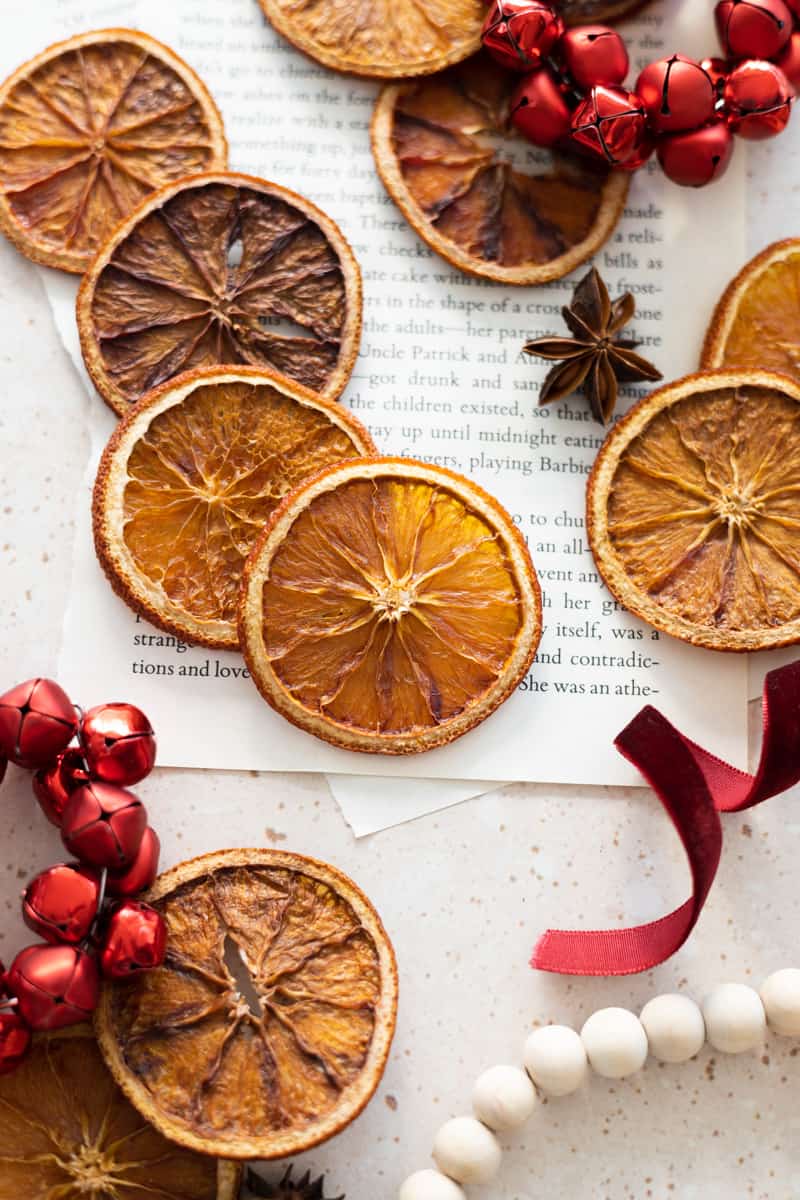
[587,369,800,651]
[371,53,629,285]
[77,171,362,416]
[560,0,652,21]
[258,0,485,78]
[0,29,227,273]
[0,1028,240,1199]
[92,365,376,649]
[94,849,399,1160]
[240,457,542,754]
[702,239,800,382]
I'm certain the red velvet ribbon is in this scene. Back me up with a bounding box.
[531,660,800,977]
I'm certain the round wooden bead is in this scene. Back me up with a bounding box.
[432,1116,502,1186]
[523,1024,588,1096]
[640,994,706,1063]
[760,969,800,1037]
[581,1007,649,1078]
[472,1064,537,1130]
[398,1169,466,1200]
[703,984,766,1053]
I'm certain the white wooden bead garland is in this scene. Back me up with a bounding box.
[399,970,800,1198]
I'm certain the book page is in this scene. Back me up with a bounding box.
[55,0,749,785]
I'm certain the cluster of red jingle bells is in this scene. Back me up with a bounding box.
[483,0,800,185]
[0,679,166,1074]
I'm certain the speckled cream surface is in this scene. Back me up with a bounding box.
[2,148,800,1199]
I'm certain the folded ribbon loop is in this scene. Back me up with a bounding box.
[531,660,800,977]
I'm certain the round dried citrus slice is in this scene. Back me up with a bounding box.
[77,170,362,416]
[588,369,800,652]
[702,239,800,382]
[0,1028,240,1199]
[371,53,629,284]
[93,365,376,649]
[239,456,542,754]
[94,849,398,1160]
[0,29,227,273]
[560,0,652,21]
[257,0,485,78]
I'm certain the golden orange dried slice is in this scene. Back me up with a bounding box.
[0,29,227,273]
[258,0,485,79]
[371,53,629,285]
[94,849,399,1161]
[0,1028,240,1200]
[587,369,800,651]
[92,365,376,649]
[77,171,362,416]
[702,240,800,382]
[239,456,542,754]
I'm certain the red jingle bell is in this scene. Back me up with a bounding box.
[511,66,572,146]
[724,59,793,138]
[571,85,648,165]
[776,32,800,90]
[107,826,161,897]
[0,755,5,788]
[481,0,564,72]
[32,747,89,826]
[618,130,656,171]
[61,781,147,871]
[658,120,735,186]
[0,1010,31,1075]
[636,54,716,133]
[701,56,731,95]
[80,702,156,787]
[559,25,629,90]
[22,863,101,945]
[0,678,77,769]
[100,901,167,979]
[715,0,792,61]
[6,944,99,1031]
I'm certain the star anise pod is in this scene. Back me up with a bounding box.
[246,1165,344,1199]
[522,268,663,424]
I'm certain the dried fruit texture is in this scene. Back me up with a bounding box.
[240,457,542,754]
[93,367,376,649]
[559,0,652,21]
[702,239,800,381]
[0,29,226,272]
[0,1030,240,1200]
[258,0,485,78]
[77,172,362,416]
[588,370,800,651]
[94,850,399,1160]
[371,53,629,284]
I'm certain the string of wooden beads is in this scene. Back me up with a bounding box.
[398,969,800,1198]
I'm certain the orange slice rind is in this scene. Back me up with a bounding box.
[92,365,376,649]
[77,170,363,416]
[0,1028,241,1200]
[0,29,227,272]
[94,848,399,1161]
[257,0,486,79]
[371,53,629,285]
[588,369,800,652]
[239,456,542,754]
[702,239,800,382]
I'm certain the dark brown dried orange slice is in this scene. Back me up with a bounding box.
[92,365,376,649]
[0,29,227,273]
[94,849,399,1160]
[588,369,800,651]
[559,0,653,21]
[0,1029,240,1199]
[258,0,485,78]
[371,53,629,284]
[77,171,362,416]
